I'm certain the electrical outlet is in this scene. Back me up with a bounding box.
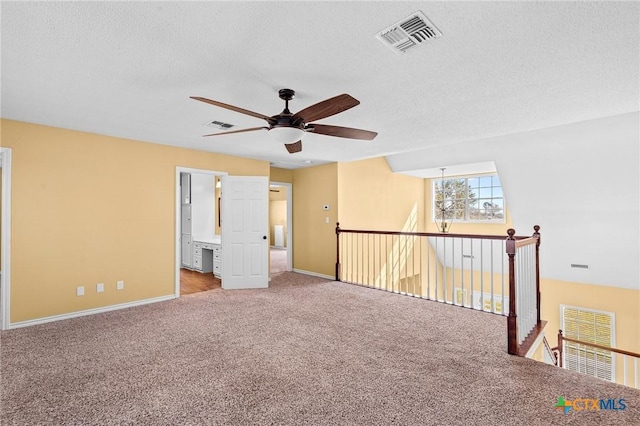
[116,280,124,290]
[76,286,84,297]
[96,283,104,293]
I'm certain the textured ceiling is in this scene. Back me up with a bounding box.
[1,2,638,169]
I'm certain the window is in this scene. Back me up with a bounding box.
[561,306,615,382]
[472,291,508,314]
[433,174,504,222]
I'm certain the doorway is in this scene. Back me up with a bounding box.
[269,182,292,275]
[175,167,226,297]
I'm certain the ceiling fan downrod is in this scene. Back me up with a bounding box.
[278,88,296,115]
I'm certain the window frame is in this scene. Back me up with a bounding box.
[560,305,616,382]
[431,173,506,224]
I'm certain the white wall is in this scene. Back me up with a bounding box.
[386,112,639,290]
[190,173,215,240]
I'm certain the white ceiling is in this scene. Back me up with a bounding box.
[1,2,638,170]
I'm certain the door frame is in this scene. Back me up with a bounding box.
[1,147,12,330]
[270,181,293,272]
[174,166,226,297]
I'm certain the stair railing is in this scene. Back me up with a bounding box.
[506,226,542,356]
[543,335,559,366]
[335,224,542,357]
[555,329,640,389]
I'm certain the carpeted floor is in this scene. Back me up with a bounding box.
[270,247,288,274]
[1,272,638,425]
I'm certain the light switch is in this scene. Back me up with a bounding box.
[325,217,330,224]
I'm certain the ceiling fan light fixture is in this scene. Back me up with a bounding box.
[192,89,377,154]
[268,126,305,144]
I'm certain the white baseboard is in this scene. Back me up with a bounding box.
[292,268,335,280]
[7,294,177,329]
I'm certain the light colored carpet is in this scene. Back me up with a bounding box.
[270,247,287,274]
[1,272,638,425]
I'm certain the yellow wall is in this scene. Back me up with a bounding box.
[337,157,425,231]
[270,167,293,183]
[335,157,427,290]
[541,278,640,353]
[292,163,338,276]
[1,119,269,323]
[269,187,287,247]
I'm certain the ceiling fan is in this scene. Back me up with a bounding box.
[191,88,377,154]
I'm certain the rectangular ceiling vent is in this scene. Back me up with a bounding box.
[376,11,442,54]
[205,120,234,130]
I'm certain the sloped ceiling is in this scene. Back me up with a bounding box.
[1,1,638,170]
[390,112,640,290]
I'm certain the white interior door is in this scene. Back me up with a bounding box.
[221,176,269,289]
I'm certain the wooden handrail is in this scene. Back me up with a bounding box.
[558,330,640,359]
[336,225,532,241]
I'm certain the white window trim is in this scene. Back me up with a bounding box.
[431,173,506,224]
[472,291,509,314]
[560,304,616,382]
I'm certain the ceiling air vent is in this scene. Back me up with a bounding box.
[376,11,442,54]
[205,120,235,130]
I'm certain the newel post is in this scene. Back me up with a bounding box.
[335,222,341,282]
[506,228,518,355]
[557,330,564,368]
[533,225,541,324]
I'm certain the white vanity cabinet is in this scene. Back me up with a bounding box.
[213,244,222,278]
[181,235,192,267]
[181,172,221,274]
[192,241,214,273]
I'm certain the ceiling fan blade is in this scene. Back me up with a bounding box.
[191,96,274,123]
[292,94,360,123]
[306,124,377,140]
[202,127,268,137]
[284,140,302,154]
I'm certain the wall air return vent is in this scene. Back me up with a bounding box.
[376,10,442,54]
[570,264,589,269]
[205,120,235,130]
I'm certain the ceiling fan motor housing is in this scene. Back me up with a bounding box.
[278,88,296,101]
[273,88,304,129]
